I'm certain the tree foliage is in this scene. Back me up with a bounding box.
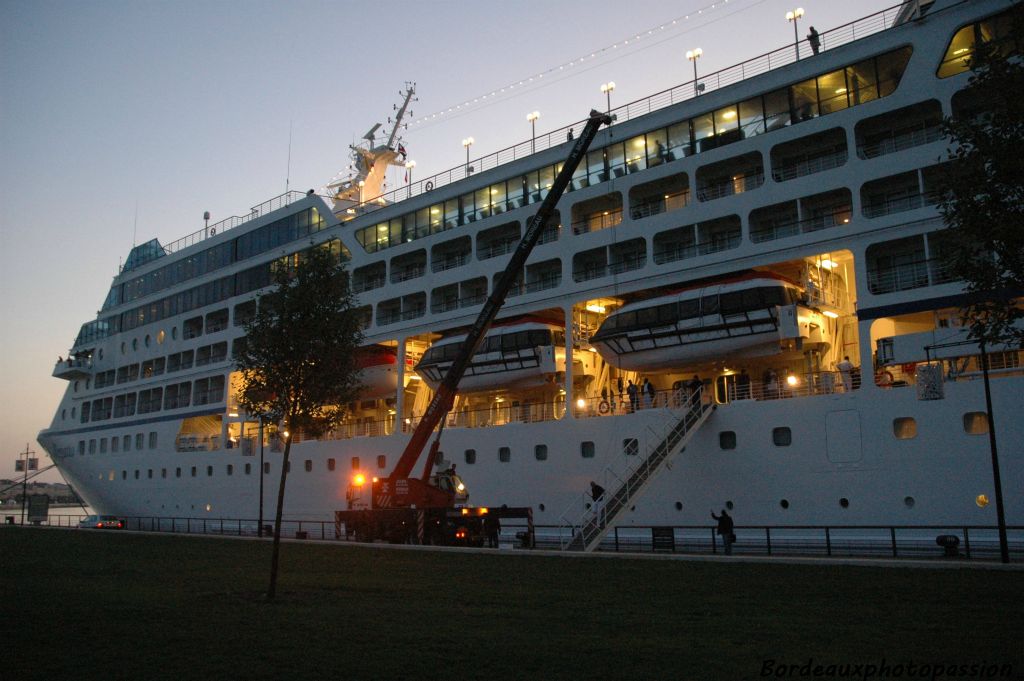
[234,244,364,599]
[939,8,1024,344]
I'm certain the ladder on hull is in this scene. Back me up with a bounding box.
[560,387,714,552]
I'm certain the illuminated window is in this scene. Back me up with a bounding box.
[893,417,917,439]
[963,412,989,435]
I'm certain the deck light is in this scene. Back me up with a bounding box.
[600,82,615,114]
[527,111,540,152]
[686,49,702,96]
[786,8,805,60]
[353,473,366,486]
[976,494,989,508]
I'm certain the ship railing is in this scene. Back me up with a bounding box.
[524,273,561,293]
[573,253,647,283]
[771,146,848,182]
[696,170,765,202]
[34,513,1024,560]
[630,190,690,221]
[403,400,565,431]
[866,256,958,295]
[571,208,624,235]
[339,3,905,214]
[353,274,387,293]
[862,189,943,219]
[391,265,425,283]
[478,238,519,260]
[147,191,308,264]
[749,207,851,243]
[857,122,945,159]
[652,233,741,265]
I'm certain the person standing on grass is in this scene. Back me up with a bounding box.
[712,509,735,555]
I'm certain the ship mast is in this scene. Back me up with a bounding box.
[328,83,416,214]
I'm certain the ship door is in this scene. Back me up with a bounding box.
[714,374,737,404]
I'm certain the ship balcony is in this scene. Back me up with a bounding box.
[866,256,958,296]
[53,357,91,380]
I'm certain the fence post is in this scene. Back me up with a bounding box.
[614,526,620,553]
[963,527,971,559]
[890,527,897,557]
[711,527,718,554]
[825,527,832,556]
[766,527,772,556]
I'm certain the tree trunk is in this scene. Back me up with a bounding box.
[266,432,293,601]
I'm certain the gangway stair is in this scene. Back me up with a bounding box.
[559,387,714,552]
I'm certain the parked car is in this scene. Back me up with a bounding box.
[77,515,124,529]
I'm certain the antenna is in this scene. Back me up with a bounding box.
[286,120,293,194]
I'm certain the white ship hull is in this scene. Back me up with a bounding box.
[38,0,1024,533]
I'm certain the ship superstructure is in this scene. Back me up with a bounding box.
[39,0,1022,531]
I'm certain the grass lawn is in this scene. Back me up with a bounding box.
[2,527,1021,681]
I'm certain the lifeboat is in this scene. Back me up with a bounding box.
[589,273,829,371]
[357,345,404,399]
[415,320,566,392]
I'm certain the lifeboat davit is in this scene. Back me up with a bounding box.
[589,273,829,371]
[415,320,566,392]
[357,345,403,399]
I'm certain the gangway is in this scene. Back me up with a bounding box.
[559,387,714,552]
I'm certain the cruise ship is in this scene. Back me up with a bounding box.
[38,0,1023,534]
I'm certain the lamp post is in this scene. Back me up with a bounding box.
[786,8,805,60]
[600,82,615,116]
[979,340,1010,563]
[257,415,265,537]
[527,111,540,153]
[405,159,416,199]
[462,137,474,176]
[686,49,703,96]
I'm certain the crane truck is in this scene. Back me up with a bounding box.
[335,109,613,545]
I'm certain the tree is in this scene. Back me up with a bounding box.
[234,244,364,600]
[938,7,1024,345]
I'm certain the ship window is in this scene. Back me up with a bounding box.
[123,435,131,451]
[893,417,917,440]
[111,437,119,453]
[136,433,144,450]
[100,438,107,454]
[264,462,270,475]
[581,441,595,458]
[148,469,153,479]
[81,402,90,423]
[244,463,251,475]
[351,456,360,470]
[176,467,181,478]
[763,87,791,131]
[876,47,912,97]
[817,69,849,115]
[377,455,386,469]
[535,444,548,461]
[623,438,638,456]
[780,499,789,509]
[134,470,140,479]
[791,78,818,121]
[161,468,167,478]
[304,460,312,472]
[327,458,336,471]
[149,432,157,449]
[465,449,476,464]
[499,446,511,463]
[719,431,737,450]
[963,412,989,435]
[122,470,126,480]
[772,427,792,447]
[207,465,213,477]
[88,439,96,454]
[938,25,976,78]
[846,58,879,106]
[78,441,85,456]
[738,96,766,137]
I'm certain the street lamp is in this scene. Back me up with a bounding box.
[527,111,540,153]
[257,415,265,537]
[405,159,416,198]
[786,8,805,60]
[686,49,703,96]
[600,82,615,115]
[462,137,474,175]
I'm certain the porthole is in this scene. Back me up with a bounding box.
[62,409,66,420]
[963,412,989,435]
[74,380,79,392]
[304,460,312,472]
[780,499,789,509]
[772,427,792,447]
[132,338,138,351]
[144,334,151,347]
[377,455,386,469]
[840,497,850,508]
[581,441,595,458]
[539,503,546,512]
[726,500,734,510]
[207,465,213,477]
[499,446,511,462]
[465,449,477,464]
[157,330,166,344]
[71,407,76,418]
[904,496,915,508]
[327,458,336,471]
[893,417,917,439]
[674,501,683,511]
[534,444,548,461]
[98,348,104,360]
[171,327,177,340]
[719,431,737,450]
[121,342,126,354]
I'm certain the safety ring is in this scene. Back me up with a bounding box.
[424,181,434,191]
[598,400,610,414]
[876,370,894,386]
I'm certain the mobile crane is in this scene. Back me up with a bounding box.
[336,109,613,545]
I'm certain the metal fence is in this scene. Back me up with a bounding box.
[26,514,1022,562]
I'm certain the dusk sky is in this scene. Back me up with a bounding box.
[0,0,895,481]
